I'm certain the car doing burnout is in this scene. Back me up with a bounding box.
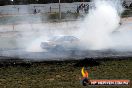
[40,35,80,51]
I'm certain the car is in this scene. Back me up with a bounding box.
[40,35,80,52]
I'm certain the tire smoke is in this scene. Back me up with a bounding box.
[76,0,132,51]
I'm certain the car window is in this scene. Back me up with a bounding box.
[56,36,78,42]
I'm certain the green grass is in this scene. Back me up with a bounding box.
[0,59,131,88]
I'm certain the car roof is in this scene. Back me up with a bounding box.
[49,35,79,41]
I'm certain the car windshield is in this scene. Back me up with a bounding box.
[55,36,78,42]
[48,36,78,42]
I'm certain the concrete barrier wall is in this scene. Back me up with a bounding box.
[0,21,80,32]
[0,16,131,32]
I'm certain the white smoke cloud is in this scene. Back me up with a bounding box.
[74,0,121,50]
[26,0,132,52]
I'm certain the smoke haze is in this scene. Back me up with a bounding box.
[1,0,132,60]
[75,0,122,50]
[27,0,130,52]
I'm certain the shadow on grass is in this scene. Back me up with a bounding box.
[73,56,132,67]
[0,56,32,67]
[0,56,131,67]
[74,58,100,67]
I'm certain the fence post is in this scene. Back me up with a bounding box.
[13,24,14,31]
[59,0,61,20]
[50,6,51,13]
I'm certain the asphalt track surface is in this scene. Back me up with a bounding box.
[0,19,132,61]
[0,48,132,61]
